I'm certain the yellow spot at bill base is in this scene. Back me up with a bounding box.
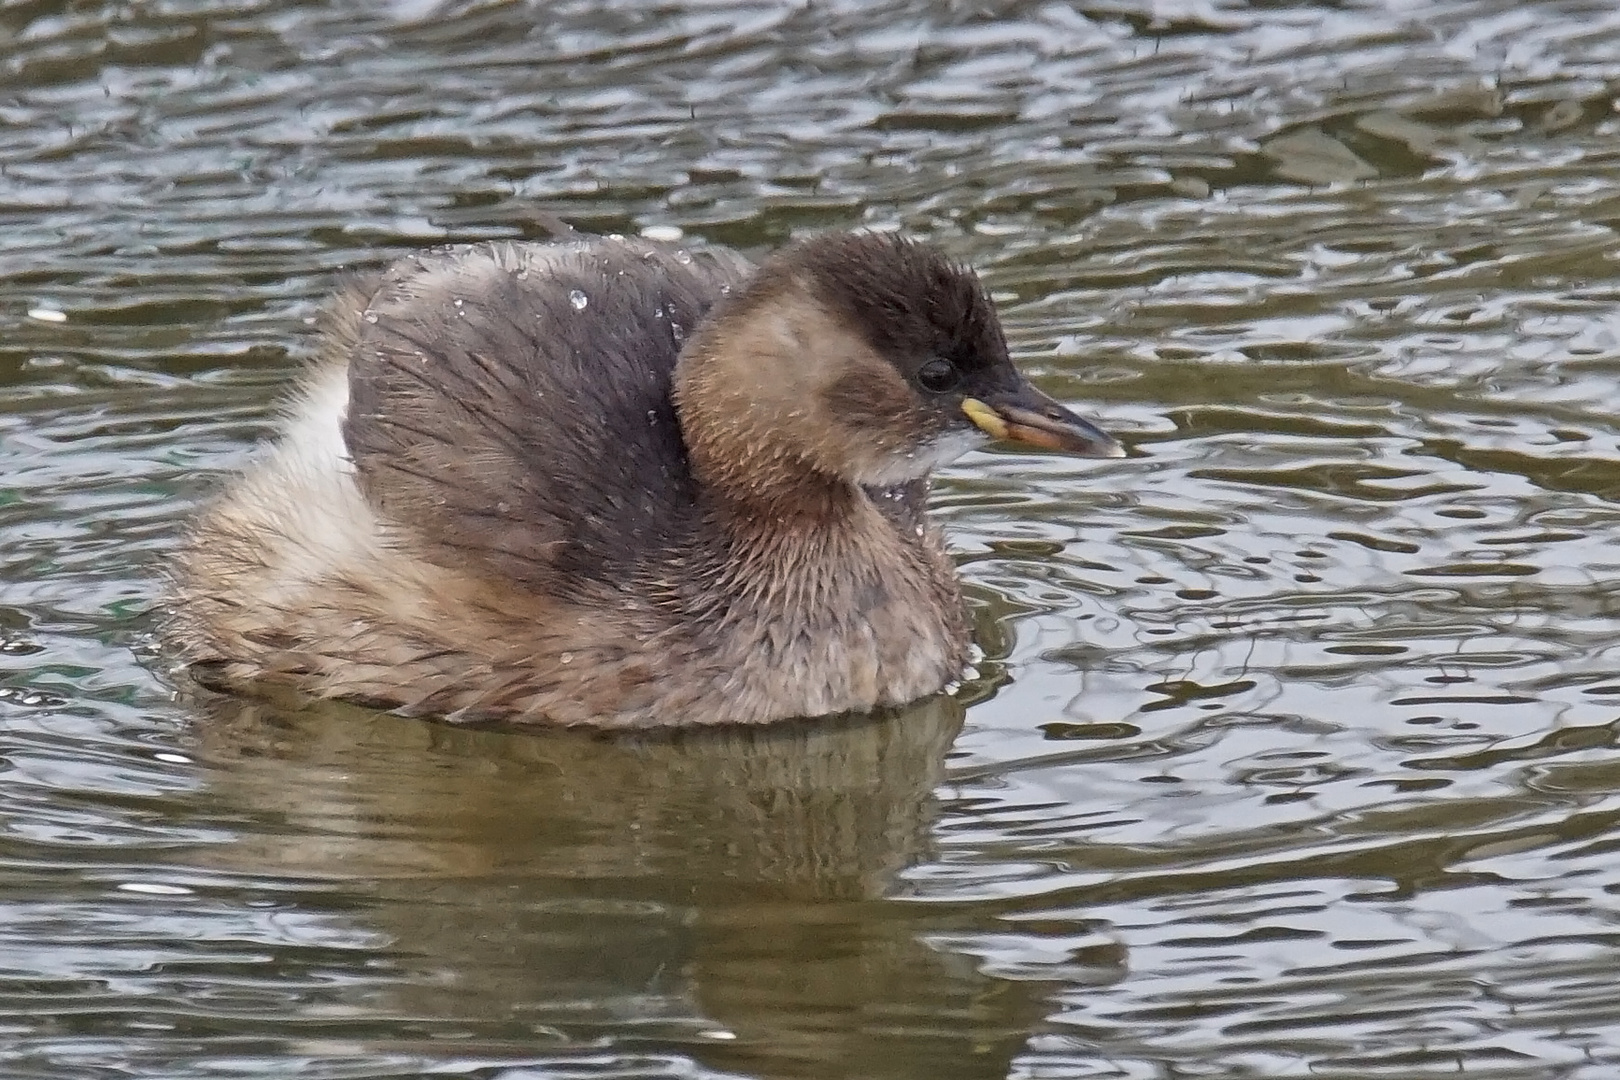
[961,397,1009,440]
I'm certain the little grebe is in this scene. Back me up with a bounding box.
[169,231,1123,728]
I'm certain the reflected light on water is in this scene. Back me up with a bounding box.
[4,0,1620,1077]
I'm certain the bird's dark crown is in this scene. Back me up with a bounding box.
[748,231,1013,390]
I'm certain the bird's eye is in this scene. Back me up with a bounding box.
[917,358,959,393]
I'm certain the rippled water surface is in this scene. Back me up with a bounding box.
[7,0,1620,1076]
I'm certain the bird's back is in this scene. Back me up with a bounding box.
[343,238,755,595]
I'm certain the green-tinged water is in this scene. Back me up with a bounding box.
[5,1,1620,1076]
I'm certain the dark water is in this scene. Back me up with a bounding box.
[5,0,1620,1076]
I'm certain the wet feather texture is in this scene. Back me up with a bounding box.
[168,232,1117,727]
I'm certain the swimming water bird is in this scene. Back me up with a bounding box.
[169,231,1123,728]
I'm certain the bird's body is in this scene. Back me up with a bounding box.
[169,232,1120,728]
